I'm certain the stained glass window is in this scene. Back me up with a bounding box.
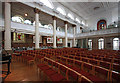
[97,20,107,30]
[57,38,62,43]
[13,32,25,42]
[47,37,53,43]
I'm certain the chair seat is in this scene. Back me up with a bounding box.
[65,63,72,67]
[44,69,56,76]
[39,66,51,71]
[75,61,82,66]
[78,70,90,76]
[37,64,47,67]
[27,58,34,61]
[68,70,79,80]
[37,56,44,59]
[50,73,65,81]
[112,71,120,81]
[87,74,106,82]
[70,66,81,72]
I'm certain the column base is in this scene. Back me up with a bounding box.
[34,48,41,50]
[53,47,57,49]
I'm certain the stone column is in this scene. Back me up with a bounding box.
[73,25,76,47]
[52,16,57,48]
[34,8,40,49]
[4,2,11,50]
[81,39,83,48]
[64,21,68,47]
[103,37,106,49]
[86,38,88,49]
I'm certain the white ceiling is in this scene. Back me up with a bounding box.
[59,2,118,19]
[10,2,118,28]
[11,3,53,25]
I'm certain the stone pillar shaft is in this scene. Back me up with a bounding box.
[34,8,40,49]
[53,16,57,48]
[4,2,11,50]
[65,22,68,47]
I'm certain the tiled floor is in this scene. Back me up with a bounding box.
[3,60,41,82]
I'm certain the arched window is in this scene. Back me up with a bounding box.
[82,20,85,25]
[33,21,43,27]
[97,19,107,30]
[88,39,92,50]
[44,25,49,29]
[12,15,24,23]
[98,38,104,49]
[57,27,61,31]
[68,13,74,20]
[40,0,54,9]
[113,38,119,50]
[48,24,53,29]
[76,18,80,23]
[24,20,32,25]
[43,24,53,29]
[56,7,66,16]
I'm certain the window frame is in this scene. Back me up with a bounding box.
[56,7,66,16]
[12,15,24,23]
[76,18,80,23]
[98,38,104,49]
[39,0,54,9]
[113,38,119,50]
[68,13,74,20]
[88,39,92,50]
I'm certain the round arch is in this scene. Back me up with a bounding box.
[56,7,66,16]
[97,19,107,30]
[12,15,25,23]
[68,13,74,20]
[40,0,54,9]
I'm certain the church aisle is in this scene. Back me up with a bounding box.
[4,60,41,82]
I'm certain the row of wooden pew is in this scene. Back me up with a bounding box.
[59,54,120,72]
[37,56,120,82]
[12,48,120,82]
[56,55,120,82]
[37,57,93,82]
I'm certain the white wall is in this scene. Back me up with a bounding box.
[112,7,118,23]
[76,24,80,33]
[76,28,119,38]
[76,24,83,34]
[86,6,118,31]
